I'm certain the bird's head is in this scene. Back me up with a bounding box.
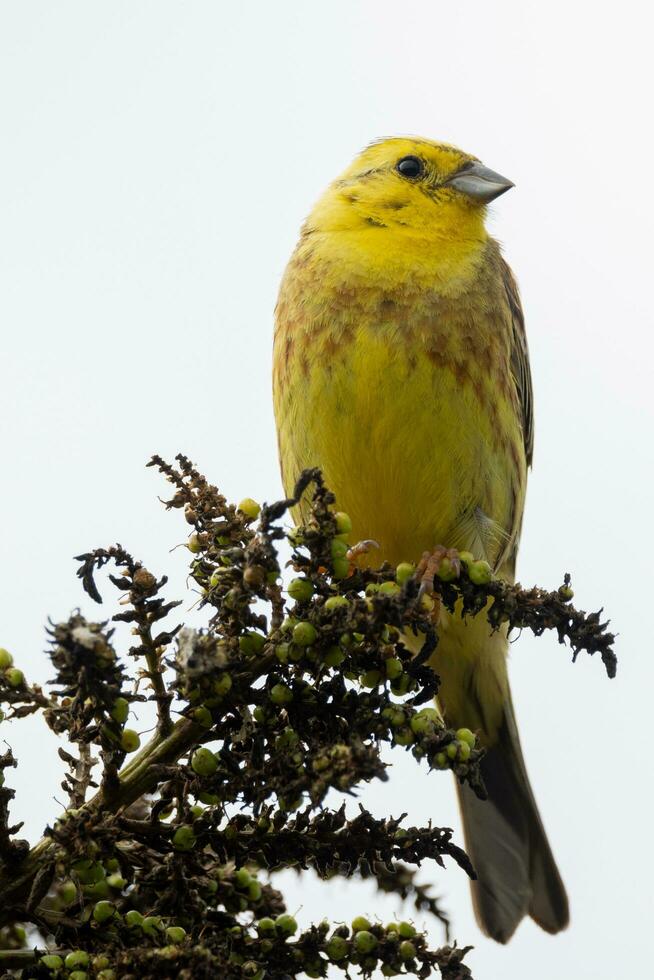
[305,137,513,251]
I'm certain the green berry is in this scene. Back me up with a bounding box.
[361,670,382,688]
[331,538,348,560]
[332,557,350,579]
[468,559,492,585]
[455,727,476,747]
[378,580,400,596]
[172,826,196,851]
[395,562,415,585]
[239,630,266,656]
[288,577,314,602]
[457,740,471,761]
[324,645,345,667]
[275,913,298,936]
[559,585,574,601]
[59,879,77,905]
[198,791,220,805]
[324,595,349,611]
[437,557,458,582]
[4,667,24,688]
[69,972,89,980]
[187,533,202,554]
[385,657,404,680]
[433,751,448,769]
[237,498,260,520]
[83,879,110,899]
[65,952,90,970]
[410,707,442,735]
[71,860,104,884]
[382,706,406,728]
[257,916,276,934]
[125,910,144,928]
[120,729,140,753]
[292,621,317,646]
[270,683,293,705]
[97,972,117,980]
[191,747,218,777]
[93,900,116,923]
[351,915,371,932]
[458,551,474,566]
[326,935,349,960]
[248,879,262,901]
[275,642,290,663]
[0,648,13,669]
[166,926,186,943]
[41,955,64,970]
[354,930,377,953]
[213,673,233,696]
[110,697,129,724]
[235,868,251,889]
[394,728,414,746]
[446,741,459,760]
[288,644,304,662]
[142,915,164,936]
[398,921,416,938]
[106,873,127,890]
[335,511,352,534]
[243,965,265,979]
[399,940,417,960]
[192,706,213,728]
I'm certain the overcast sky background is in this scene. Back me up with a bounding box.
[1,3,652,978]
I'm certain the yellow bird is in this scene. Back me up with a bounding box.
[273,137,569,942]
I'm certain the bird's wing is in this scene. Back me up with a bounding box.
[501,258,534,467]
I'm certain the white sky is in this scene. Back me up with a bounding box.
[1,3,652,978]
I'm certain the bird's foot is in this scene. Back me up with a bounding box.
[343,538,380,576]
[416,546,463,598]
[346,539,380,563]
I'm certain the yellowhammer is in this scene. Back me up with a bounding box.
[272,137,569,942]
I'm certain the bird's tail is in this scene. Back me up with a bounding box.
[456,694,569,943]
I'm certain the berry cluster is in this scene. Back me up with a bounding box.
[0,455,615,979]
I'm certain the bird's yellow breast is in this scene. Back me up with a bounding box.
[273,233,526,570]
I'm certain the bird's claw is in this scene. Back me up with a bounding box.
[416,546,462,597]
[346,539,380,562]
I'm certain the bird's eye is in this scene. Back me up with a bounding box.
[396,156,424,179]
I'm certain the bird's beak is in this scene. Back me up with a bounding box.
[445,162,515,203]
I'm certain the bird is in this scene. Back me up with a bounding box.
[272,136,569,943]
